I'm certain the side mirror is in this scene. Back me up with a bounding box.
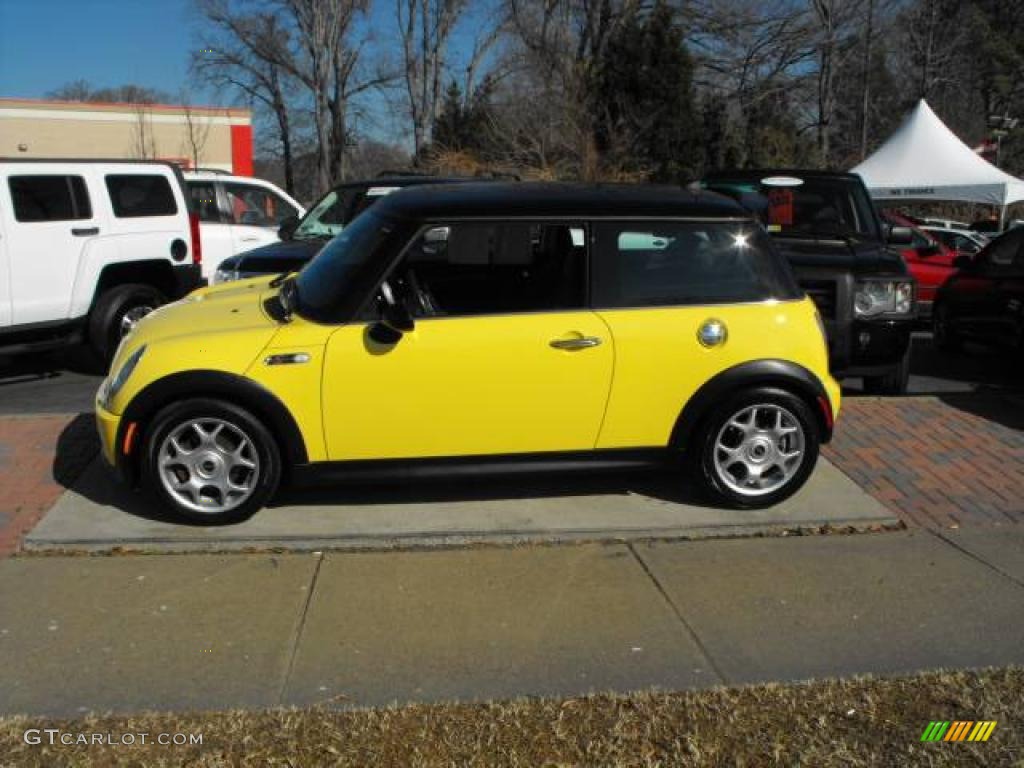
[368,282,415,344]
[953,254,974,270]
[887,226,913,246]
[278,215,299,241]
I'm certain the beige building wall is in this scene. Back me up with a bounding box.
[0,99,251,172]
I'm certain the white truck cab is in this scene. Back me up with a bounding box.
[0,159,203,363]
[184,170,304,280]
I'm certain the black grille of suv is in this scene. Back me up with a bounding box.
[801,279,837,320]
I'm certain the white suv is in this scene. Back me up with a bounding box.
[0,159,202,363]
[184,171,304,280]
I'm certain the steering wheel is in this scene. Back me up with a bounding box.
[404,268,439,316]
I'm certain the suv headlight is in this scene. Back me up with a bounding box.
[97,345,146,411]
[854,279,914,318]
[213,268,240,284]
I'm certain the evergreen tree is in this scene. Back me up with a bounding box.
[591,1,700,182]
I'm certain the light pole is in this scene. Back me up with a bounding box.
[988,114,1018,169]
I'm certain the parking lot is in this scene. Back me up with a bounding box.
[1,332,1021,557]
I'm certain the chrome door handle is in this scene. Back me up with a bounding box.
[550,336,602,350]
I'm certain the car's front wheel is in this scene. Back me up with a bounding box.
[143,398,281,524]
[692,388,820,509]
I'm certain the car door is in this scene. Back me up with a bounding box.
[1,166,100,325]
[222,181,298,256]
[993,238,1024,346]
[321,220,614,460]
[959,229,1023,339]
[187,179,233,277]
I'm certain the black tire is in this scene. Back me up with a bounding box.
[143,398,281,524]
[863,344,911,396]
[88,284,165,365]
[689,387,820,509]
[933,302,961,353]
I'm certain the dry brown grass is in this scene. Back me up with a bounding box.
[2,668,1021,767]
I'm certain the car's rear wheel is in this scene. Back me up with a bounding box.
[691,388,820,509]
[143,398,280,524]
[89,284,165,366]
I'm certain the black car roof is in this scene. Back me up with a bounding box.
[335,175,475,189]
[371,182,746,220]
[703,169,863,183]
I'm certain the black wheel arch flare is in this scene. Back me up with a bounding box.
[670,359,835,450]
[115,370,308,483]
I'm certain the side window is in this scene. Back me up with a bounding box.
[9,175,92,222]
[911,230,931,248]
[223,182,297,227]
[188,181,220,223]
[106,175,177,218]
[591,220,799,308]
[384,222,587,318]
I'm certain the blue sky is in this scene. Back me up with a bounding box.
[0,0,197,100]
[0,0,491,148]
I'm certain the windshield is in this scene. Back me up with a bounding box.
[294,211,393,322]
[293,190,346,240]
[703,175,882,241]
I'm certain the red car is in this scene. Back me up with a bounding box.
[881,211,957,318]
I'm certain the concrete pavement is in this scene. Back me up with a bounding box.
[24,456,894,553]
[2,528,1022,717]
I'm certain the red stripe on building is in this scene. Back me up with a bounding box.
[230,124,254,176]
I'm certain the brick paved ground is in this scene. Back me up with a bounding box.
[0,414,97,556]
[824,395,1024,530]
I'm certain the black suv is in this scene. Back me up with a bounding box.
[212,174,475,283]
[702,170,917,394]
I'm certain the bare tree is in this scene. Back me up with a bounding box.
[260,0,396,193]
[131,103,157,159]
[179,95,212,169]
[398,0,466,156]
[808,0,864,164]
[193,2,300,193]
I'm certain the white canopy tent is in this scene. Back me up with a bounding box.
[851,99,1024,225]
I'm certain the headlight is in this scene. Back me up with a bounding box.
[98,345,146,411]
[213,268,240,284]
[854,280,914,318]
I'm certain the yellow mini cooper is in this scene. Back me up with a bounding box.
[96,183,841,523]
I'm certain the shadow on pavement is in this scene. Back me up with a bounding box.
[935,389,1024,433]
[52,413,101,489]
[52,411,717,527]
[842,333,1023,398]
[0,346,104,379]
[272,467,711,509]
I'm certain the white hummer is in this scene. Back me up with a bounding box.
[0,159,203,363]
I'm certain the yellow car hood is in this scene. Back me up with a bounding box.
[110,276,285,380]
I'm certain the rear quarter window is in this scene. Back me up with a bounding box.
[592,220,801,308]
[106,174,178,218]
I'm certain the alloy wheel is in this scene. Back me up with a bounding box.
[712,403,806,497]
[157,418,261,514]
